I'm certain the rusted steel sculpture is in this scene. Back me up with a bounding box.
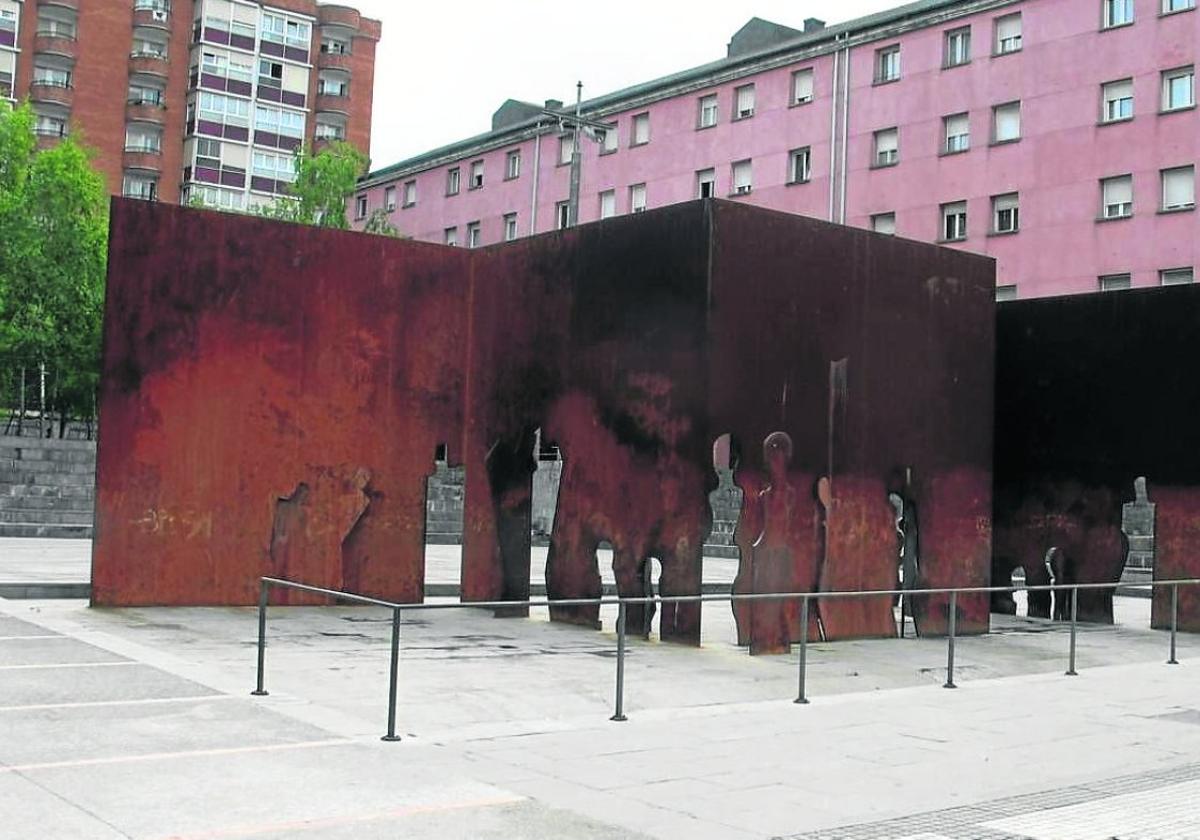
[94,198,995,649]
[996,288,1200,631]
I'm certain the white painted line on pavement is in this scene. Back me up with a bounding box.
[0,661,138,670]
[0,694,236,713]
[157,794,528,839]
[0,635,61,641]
[0,738,354,774]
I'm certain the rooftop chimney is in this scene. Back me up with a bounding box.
[544,99,564,112]
[804,17,826,33]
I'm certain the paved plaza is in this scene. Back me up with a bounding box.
[2,538,1199,838]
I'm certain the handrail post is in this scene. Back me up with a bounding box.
[943,591,957,689]
[1168,582,1179,665]
[1065,585,1078,676]
[795,594,810,704]
[251,578,269,696]
[381,606,402,742]
[611,600,628,722]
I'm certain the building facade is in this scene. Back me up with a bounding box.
[1,0,379,209]
[355,0,1199,299]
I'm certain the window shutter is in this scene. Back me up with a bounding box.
[1164,168,1194,208]
[793,70,813,103]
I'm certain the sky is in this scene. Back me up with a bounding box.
[347,1,901,171]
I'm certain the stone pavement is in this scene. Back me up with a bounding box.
[2,586,1199,839]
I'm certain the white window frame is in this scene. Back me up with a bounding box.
[731,159,752,195]
[504,213,518,242]
[696,168,716,199]
[1161,66,1195,112]
[789,147,811,184]
[447,167,460,196]
[992,101,1022,143]
[873,128,898,167]
[943,113,970,153]
[444,227,458,247]
[1101,174,1134,218]
[944,27,971,67]
[402,180,416,208]
[733,84,755,120]
[1099,273,1131,291]
[1102,0,1134,29]
[792,68,814,105]
[941,201,968,241]
[1161,165,1195,210]
[992,193,1020,234]
[994,13,1022,55]
[505,149,520,180]
[1101,78,1134,122]
[1161,267,1194,285]
[698,94,718,129]
[629,182,647,212]
[631,112,650,146]
[555,201,570,230]
[875,46,900,83]
[383,185,396,212]
[871,212,896,235]
[354,194,367,220]
[470,160,484,189]
[599,189,616,219]
[1162,0,1196,13]
[467,221,481,248]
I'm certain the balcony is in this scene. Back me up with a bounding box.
[29,79,73,108]
[126,98,166,124]
[37,0,79,10]
[33,124,67,149]
[316,51,352,72]
[315,93,350,116]
[129,51,169,77]
[132,7,171,30]
[318,6,361,29]
[33,31,78,60]
[123,147,163,173]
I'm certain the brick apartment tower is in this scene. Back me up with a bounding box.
[0,0,380,208]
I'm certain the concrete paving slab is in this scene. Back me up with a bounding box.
[0,635,130,666]
[0,774,128,840]
[3,662,221,707]
[0,613,60,636]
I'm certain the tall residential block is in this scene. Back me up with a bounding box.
[354,0,1199,300]
[1,0,380,208]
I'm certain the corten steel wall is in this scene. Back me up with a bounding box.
[94,198,995,649]
[995,287,1200,631]
[93,199,470,606]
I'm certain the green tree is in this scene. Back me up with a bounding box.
[258,140,369,229]
[0,101,108,433]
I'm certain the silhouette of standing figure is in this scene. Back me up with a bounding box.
[749,432,819,654]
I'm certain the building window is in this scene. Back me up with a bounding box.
[1161,165,1195,210]
[631,112,650,146]
[792,68,814,105]
[1101,175,1134,218]
[1161,66,1195,111]
[505,150,521,180]
[504,213,518,242]
[122,175,158,201]
[444,227,458,247]
[354,194,367,220]
[599,189,616,219]
[470,160,484,189]
[734,84,755,120]
[1161,267,1194,284]
[466,221,481,248]
[944,27,971,67]
[992,193,1020,233]
[698,94,718,128]
[629,182,647,212]
[447,167,460,196]
[994,13,1022,54]
[873,128,898,167]
[943,113,970,153]
[555,201,570,230]
[599,125,618,154]
[996,285,1018,301]
[696,168,716,198]
[941,201,967,241]
[875,45,900,83]
[992,101,1021,143]
[558,134,574,166]
[1099,273,1131,291]
[1103,0,1134,28]
[788,147,812,184]
[1163,0,1196,13]
[731,159,752,195]
[1101,79,1134,122]
[871,212,896,235]
[384,186,396,211]
[402,180,416,208]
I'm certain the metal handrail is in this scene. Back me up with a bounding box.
[251,575,1199,741]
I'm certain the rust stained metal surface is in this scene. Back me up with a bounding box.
[996,287,1200,631]
[95,198,995,650]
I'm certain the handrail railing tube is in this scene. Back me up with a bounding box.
[382,607,402,741]
[252,575,1200,739]
[1066,586,1079,676]
[944,591,957,689]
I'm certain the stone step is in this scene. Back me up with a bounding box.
[0,482,94,499]
[0,467,96,485]
[0,508,94,526]
[0,494,94,512]
[0,448,95,466]
[0,522,93,539]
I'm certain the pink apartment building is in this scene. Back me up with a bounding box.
[354,0,1200,299]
